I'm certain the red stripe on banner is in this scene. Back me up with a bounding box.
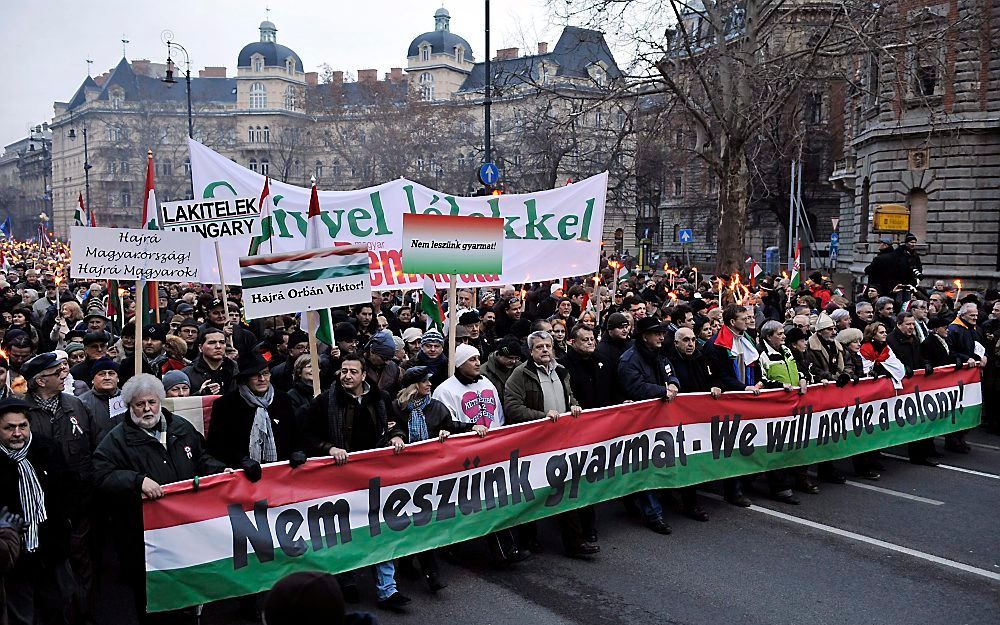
[239,245,368,268]
[142,367,979,530]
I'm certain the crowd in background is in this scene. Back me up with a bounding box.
[0,233,996,625]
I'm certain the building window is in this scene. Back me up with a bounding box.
[286,58,295,74]
[253,55,263,72]
[455,46,464,63]
[594,112,603,128]
[673,176,683,197]
[184,159,190,175]
[262,126,270,143]
[420,44,430,61]
[284,86,297,109]
[805,92,823,124]
[419,72,434,101]
[249,82,267,109]
[121,190,131,207]
[260,159,269,176]
[416,157,425,172]
[111,91,123,109]
[674,130,683,146]
[248,127,255,142]
[315,161,323,179]
[120,160,129,174]
[249,158,258,173]
[907,188,928,240]
[913,58,938,96]
[673,225,679,242]
[108,161,116,175]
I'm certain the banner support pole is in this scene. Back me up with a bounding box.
[134,299,143,379]
[307,311,322,398]
[447,274,458,377]
[214,240,234,349]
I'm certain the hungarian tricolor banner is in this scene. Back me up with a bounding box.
[745,255,762,286]
[421,276,444,331]
[299,182,336,346]
[247,177,272,256]
[143,367,981,613]
[790,241,801,290]
[74,193,90,227]
[140,151,160,325]
[164,395,218,437]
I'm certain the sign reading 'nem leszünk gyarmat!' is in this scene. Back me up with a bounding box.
[187,138,606,290]
[402,213,504,275]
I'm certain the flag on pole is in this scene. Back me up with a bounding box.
[74,193,90,227]
[421,276,444,332]
[248,176,272,256]
[0,216,10,239]
[745,255,762,286]
[140,151,160,325]
[790,241,801,290]
[301,181,334,346]
[107,280,124,330]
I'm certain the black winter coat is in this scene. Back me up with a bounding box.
[921,334,959,368]
[287,380,314,416]
[25,392,99,491]
[206,388,303,468]
[618,341,680,401]
[887,328,923,371]
[183,355,238,396]
[0,435,72,563]
[560,348,615,408]
[667,345,714,393]
[302,384,403,456]
[389,397,474,442]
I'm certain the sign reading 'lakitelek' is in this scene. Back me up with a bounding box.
[143,367,981,613]
[160,197,262,238]
[239,245,372,319]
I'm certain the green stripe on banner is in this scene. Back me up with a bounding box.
[145,399,981,613]
[242,263,368,288]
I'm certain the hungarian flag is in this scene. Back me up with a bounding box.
[301,182,334,346]
[139,151,160,325]
[421,276,444,332]
[790,241,801,290]
[74,193,89,227]
[248,176,271,256]
[163,395,218,437]
[107,280,124,331]
[745,255,762,286]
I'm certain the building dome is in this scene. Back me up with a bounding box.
[238,20,303,72]
[407,8,474,61]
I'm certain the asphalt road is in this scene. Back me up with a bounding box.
[203,430,1000,625]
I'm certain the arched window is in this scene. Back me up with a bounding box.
[419,72,434,101]
[249,82,267,109]
[286,57,295,74]
[121,190,131,207]
[315,160,323,179]
[249,159,258,172]
[455,46,464,63]
[284,85,297,110]
[416,157,425,172]
[260,159,269,176]
[907,188,928,239]
[420,44,431,61]
[252,55,263,72]
[262,126,270,143]
[248,127,254,142]
[111,90,123,109]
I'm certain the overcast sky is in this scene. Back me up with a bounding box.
[0,0,599,148]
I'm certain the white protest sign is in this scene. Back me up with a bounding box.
[239,246,372,319]
[109,395,127,419]
[70,226,203,282]
[160,197,262,238]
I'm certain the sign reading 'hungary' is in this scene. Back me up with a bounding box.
[239,245,372,319]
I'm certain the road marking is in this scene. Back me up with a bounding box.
[933,437,1000,451]
[744,502,1000,582]
[844,480,944,505]
[882,453,1000,480]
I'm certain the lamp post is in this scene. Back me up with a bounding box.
[162,34,194,139]
[26,124,51,225]
[67,124,92,217]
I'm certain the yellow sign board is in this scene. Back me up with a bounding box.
[873,204,910,234]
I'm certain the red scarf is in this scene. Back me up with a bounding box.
[860,342,889,363]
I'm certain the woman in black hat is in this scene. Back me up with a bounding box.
[389,365,487,592]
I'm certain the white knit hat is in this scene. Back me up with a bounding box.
[454,343,480,368]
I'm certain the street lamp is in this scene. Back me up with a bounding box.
[67,123,92,214]
[162,33,194,139]
[26,124,51,225]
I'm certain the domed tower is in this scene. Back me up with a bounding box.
[406,7,474,101]
[236,20,305,112]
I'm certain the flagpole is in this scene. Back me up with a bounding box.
[594,273,602,326]
[133,288,143,379]
[307,311,322,398]
[447,274,458,377]
[214,240,234,349]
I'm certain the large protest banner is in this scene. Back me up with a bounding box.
[69,226,203,282]
[143,367,981,612]
[187,138,606,290]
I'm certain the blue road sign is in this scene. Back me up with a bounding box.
[478,163,499,186]
[678,228,693,244]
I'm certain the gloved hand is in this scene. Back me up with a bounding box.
[0,506,25,532]
[835,373,851,388]
[904,367,914,379]
[289,451,307,469]
[955,359,965,370]
[240,457,262,483]
[924,365,934,377]
[852,374,860,385]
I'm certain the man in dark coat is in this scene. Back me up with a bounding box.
[78,357,125,444]
[617,317,680,535]
[887,311,939,465]
[93,373,232,623]
[198,299,257,359]
[948,303,984,365]
[560,325,614,410]
[270,330,309,393]
[864,237,909,295]
[69,331,111,394]
[0,398,73,625]
[207,354,303,469]
[301,356,408,610]
[183,329,238,396]
[595,312,631,403]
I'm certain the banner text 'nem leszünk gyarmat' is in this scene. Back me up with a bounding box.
[187,138,606,291]
[142,367,981,612]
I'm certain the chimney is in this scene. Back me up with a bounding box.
[537,42,549,54]
[495,47,519,60]
[198,66,227,78]
[330,70,344,84]
[305,71,319,86]
[358,69,377,83]
[390,67,403,82]
[131,59,152,76]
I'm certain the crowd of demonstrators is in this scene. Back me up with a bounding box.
[0,236,997,624]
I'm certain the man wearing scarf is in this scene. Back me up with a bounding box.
[406,330,449,389]
[207,353,301,471]
[0,397,73,625]
[78,357,125,444]
[364,330,402,396]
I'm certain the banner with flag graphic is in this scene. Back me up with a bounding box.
[745,255,762,286]
[248,177,272,256]
[142,367,981,613]
[74,193,89,227]
[421,276,444,331]
[140,151,160,325]
[240,246,371,319]
[790,241,801,290]
[301,182,335,346]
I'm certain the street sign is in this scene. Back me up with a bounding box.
[478,162,499,186]
[678,228,693,244]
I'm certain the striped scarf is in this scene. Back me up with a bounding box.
[0,436,46,552]
[406,395,431,443]
[32,393,60,416]
[240,384,277,463]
